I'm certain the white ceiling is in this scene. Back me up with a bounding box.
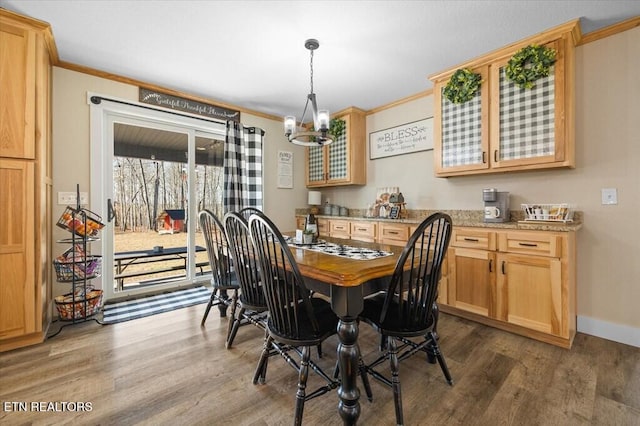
[3,1,640,119]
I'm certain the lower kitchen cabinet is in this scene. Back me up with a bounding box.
[350,221,377,242]
[448,247,496,318]
[441,226,576,348]
[496,253,563,335]
[378,222,410,246]
[328,219,350,239]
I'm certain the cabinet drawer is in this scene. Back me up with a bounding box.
[378,222,410,246]
[450,228,496,250]
[498,231,561,257]
[329,220,350,238]
[350,221,377,242]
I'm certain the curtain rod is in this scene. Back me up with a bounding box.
[90,95,226,125]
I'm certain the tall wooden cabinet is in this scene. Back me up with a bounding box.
[430,20,580,177]
[306,107,366,187]
[0,10,54,352]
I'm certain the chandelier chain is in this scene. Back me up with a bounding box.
[309,49,314,94]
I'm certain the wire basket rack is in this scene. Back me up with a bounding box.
[521,203,574,222]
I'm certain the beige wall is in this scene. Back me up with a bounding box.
[51,27,639,345]
[325,27,640,345]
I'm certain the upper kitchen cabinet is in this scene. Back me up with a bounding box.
[306,107,366,187]
[430,20,580,177]
[0,9,54,352]
[0,14,37,159]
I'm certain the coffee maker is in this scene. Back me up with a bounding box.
[483,188,510,223]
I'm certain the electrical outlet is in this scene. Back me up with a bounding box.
[57,192,89,205]
[601,188,618,205]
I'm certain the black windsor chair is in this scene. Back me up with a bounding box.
[238,206,263,222]
[198,209,240,327]
[247,211,340,426]
[358,212,453,426]
[223,211,268,348]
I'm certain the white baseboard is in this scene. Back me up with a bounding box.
[577,315,640,348]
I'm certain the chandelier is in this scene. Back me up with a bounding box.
[284,39,333,146]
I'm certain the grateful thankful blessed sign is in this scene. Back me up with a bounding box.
[369,118,433,159]
[139,88,240,122]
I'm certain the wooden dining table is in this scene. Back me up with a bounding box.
[285,235,401,425]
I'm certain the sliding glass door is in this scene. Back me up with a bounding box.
[90,96,226,301]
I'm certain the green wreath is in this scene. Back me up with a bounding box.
[505,44,557,89]
[443,68,482,104]
[329,118,345,138]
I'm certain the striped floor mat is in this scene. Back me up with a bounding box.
[101,286,211,324]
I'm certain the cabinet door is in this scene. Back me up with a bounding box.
[0,160,36,339]
[306,145,326,187]
[489,39,571,170]
[447,247,496,317]
[433,65,490,176]
[0,19,36,159]
[496,253,564,337]
[317,218,329,236]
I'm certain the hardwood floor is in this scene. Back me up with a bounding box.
[1,304,639,425]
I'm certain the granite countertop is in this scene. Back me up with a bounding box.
[296,209,583,232]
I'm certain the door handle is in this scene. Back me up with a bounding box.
[107,198,116,223]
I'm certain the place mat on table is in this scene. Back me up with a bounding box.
[285,237,393,260]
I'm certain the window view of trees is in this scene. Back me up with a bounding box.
[112,157,223,232]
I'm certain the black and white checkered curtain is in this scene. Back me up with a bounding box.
[223,121,264,213]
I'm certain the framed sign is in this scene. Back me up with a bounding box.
[369,117,433,160]
[388,206,400,219]
[139,88,240,122]
[277,150,293,188]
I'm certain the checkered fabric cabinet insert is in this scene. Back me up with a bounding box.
[328,128,348,180]
[440,88,483,168]
[498,66,555,161]
[308,145,324,182]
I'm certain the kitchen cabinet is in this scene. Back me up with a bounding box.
[296,216,328,237]
[446,228,497,317]
[430,20,578,177]
[0,9,53,352]
[441,226,576,348]
[349,221,377,243]
[378,222,411,246]
[306,107,366,187]
[495,231,567,337]
[328,219,350,239]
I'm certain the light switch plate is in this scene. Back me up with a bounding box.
[57,191,89,205]
[601,188,618,205]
